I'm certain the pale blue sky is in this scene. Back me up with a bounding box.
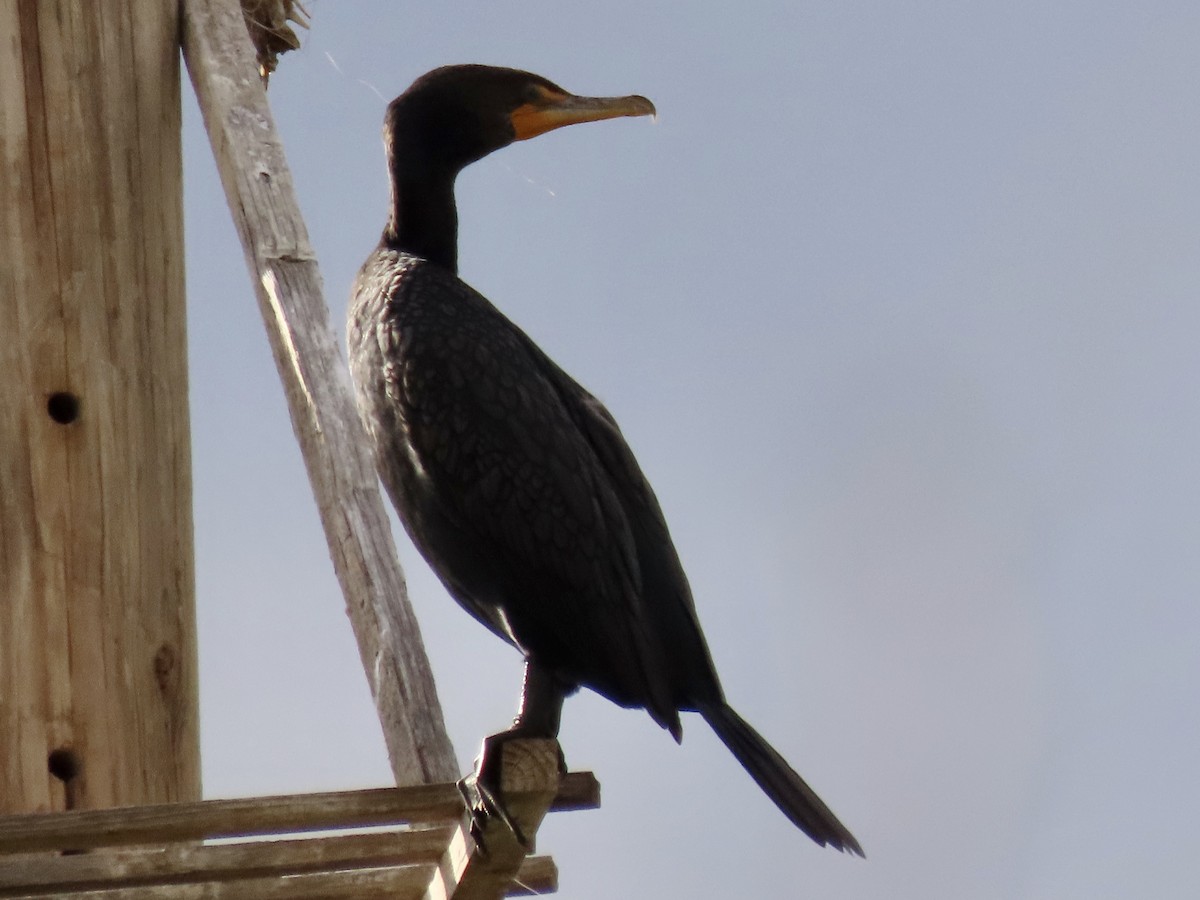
[185,3,1200,897]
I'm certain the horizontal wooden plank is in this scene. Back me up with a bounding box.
[0,786,458,856]
[1,865,432,900]
[509,856,557,896]
[548,771,600,811]
[0,774,598,856]
[0,855,556,900]
[0,826,453,896]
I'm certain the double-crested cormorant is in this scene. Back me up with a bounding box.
[348,64,862,855]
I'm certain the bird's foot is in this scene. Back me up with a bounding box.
[457,730,566,856]
[457,771,524,854]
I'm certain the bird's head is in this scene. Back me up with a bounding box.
[384,64,656,175]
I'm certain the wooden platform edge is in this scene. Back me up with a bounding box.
[0,772,598,856]
[0,744,592,900]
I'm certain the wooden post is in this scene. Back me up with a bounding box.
[0,0,200,814]
[181,0,459,785]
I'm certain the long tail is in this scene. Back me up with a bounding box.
[699,701,864,856]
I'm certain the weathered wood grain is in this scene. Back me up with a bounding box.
[0,760,588,898]
[178,0,459,784]
[0,786,458,856]
[2,866,435,900]
[0,0,199,815]
[0,772,597,856]
[0,827,452,895]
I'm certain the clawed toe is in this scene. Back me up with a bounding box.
[457,730,539,852]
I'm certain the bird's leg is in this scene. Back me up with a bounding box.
[511,659,566,737]
[459,660,567,851]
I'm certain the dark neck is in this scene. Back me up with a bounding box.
[382,164,460,273]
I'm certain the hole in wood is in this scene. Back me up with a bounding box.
[47,391,80,424]
[48,747,83,822]
[154,642,179,693]
[48,747,81,783]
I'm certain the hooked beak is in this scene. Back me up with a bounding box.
[510,88,656,141]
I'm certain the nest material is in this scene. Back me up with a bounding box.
[241,0,310,83]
